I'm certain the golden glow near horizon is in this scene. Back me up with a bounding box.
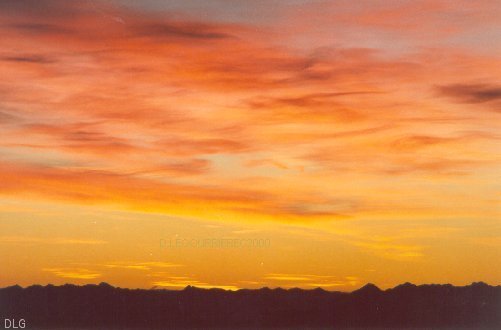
[0,0,500,291]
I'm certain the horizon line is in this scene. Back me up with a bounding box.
[2,281,498,293]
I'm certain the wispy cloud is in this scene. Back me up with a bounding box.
[263,273,361,288]
[43,268,101,280]
[354,240,425,261]
[152,276,239,291]
[104,261,182,270]
[436,83,501,104]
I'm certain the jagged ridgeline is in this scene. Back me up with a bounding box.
[1,282,500,328]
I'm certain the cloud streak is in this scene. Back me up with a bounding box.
[436,83,501,104]
[43,268,101,280]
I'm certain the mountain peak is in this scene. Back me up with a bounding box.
[394,282,417,289]
[470,281,489,288]
[98,282,113,288]
[353,283,382,295]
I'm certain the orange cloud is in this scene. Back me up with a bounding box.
[43,268,101,280]
[0,1,499,228]
[263,274,361,288]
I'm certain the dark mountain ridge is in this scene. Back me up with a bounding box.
[1,282,500,328]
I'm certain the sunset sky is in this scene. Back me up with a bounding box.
[0,0,500,291]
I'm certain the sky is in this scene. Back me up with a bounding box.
[0,0,500,291]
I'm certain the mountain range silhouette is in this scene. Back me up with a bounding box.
[1,282,500,328]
